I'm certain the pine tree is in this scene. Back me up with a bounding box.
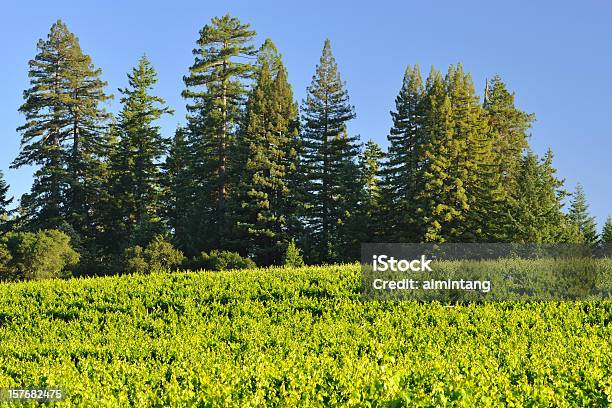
[355,140,384,242]
[283,239,304,268]
[182,14,256,252]
[232,39,300,265]
[484,75,534,177]
[0,171,12,217]
[110,55,173,247]
[483,75,535,240]
[0,171,13,233]
[508,149,569,243]
[300,39,359,263]
[416,67,463,242]
[12,20,111,240]
[567,182,598,245]
[600,216,612,244]
[444,64,492,241]
[380,65,424,241]
[163,127,197,254]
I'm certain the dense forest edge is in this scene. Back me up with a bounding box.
[1,14,612,281]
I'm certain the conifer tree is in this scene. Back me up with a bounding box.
[300,39,359,263]
[355,140,384,242]
[0,171,13,233]
[12,20,111,239]
[482,76,535,240]
[380,65,424,241]
[232,39,300,265]
[508,150,569,243]
[0,171,12,217]
[416,67,463,242]
[567,183,598,245]
[484,75,534,177]
[110,55,173,247]
[283,239,304,268]
[600,216,612,244]
[444,64,492,241]
[182,14,256,252]
[163,128,197,254]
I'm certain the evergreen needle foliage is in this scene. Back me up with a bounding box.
[4,15,605,274]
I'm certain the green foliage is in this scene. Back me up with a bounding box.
[191,250,256,271]
[601,216,612,244]
[162,128,196,254]
[124,236,185,274]
[12,20,112,238]
[568,183,598,245]
[509,150,569,243]
[416,67,464,242]
[181,14,257,252]
[107,55,173,250]
[232,39,300,265]
[0,229,79,281]
[300,39,360,263]
[0,245,12,277]
[0,171,12,217]
[283,239,304,268]
[0,265,609,405]
[353,140,385,243]
[8,18,601,269]
[380,65,424,241]
[0,171,13,234]
[483,76,535,241]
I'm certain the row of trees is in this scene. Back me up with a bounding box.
[1,15,611,277]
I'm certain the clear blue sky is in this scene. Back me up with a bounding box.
[1,1,611,227]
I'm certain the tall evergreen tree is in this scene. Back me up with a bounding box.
[232,39,300,265]
[444,64,492,241]
[300,39,360,263]
[0,171,13,233]
[567,182,598,245]
[109,55,173,247]
[415,67,463,242]
[600,216,612,244]
[484,75,534,177]
[482,75,535,240]
[380,65,424,241]
[12,20,111,240]
[355,140,384,242]
[182,14,256,252]
[162,127,196,253]
[508,149,569,243]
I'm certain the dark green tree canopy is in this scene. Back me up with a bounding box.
[13,20,112,235]
[300,39,360,263]
[601,216,612,244]
[181,14,257,251]
[109,55,173,247]
[232,39,300,265]
[568,182,598,245]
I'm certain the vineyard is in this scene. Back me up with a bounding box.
[0,264,611,406]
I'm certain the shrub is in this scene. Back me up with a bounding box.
[124,236,185,274]
[0,229,79,281]
[192,250,256,271]
[284,239,304,268]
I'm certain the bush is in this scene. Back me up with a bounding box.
[0,229,79,281]
[191,250,256,271]
[284,239,304,268]
[124,236,185,274]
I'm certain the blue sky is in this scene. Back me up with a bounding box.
[1,1,611,227]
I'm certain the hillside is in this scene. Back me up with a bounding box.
[0,265,610,406]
